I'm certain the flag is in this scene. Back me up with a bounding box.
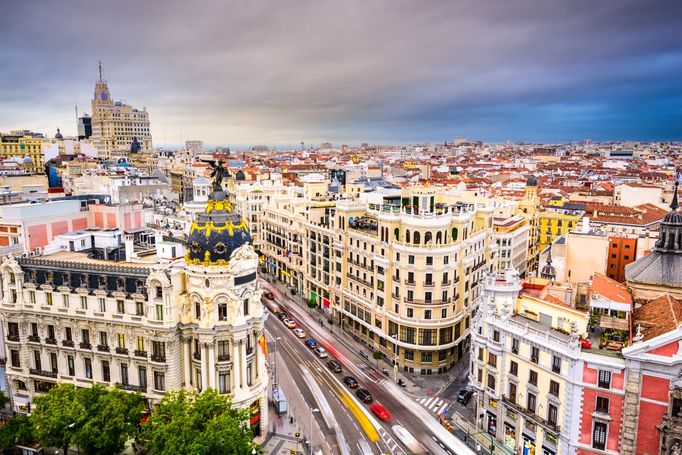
[285,249,291,258]
[258,334,268,356]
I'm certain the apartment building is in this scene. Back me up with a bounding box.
[493,214,529,276]
[516,177,541,274]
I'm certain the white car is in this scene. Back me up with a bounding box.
[293,328,306,338]
[284,319,297,329]
[314,347,328,358]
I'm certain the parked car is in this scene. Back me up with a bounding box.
[305,339,318,349]
[277,312,289,321]
[370,403,391,421]
[326,360,342,373]
[580,337,593,349]
[284,319,297,329]
[457,389,473,405]
[314,347,328,358]
[293,328,306,338]
[263,291,275,300]
[343,376,359,388]
[355,388,373,403]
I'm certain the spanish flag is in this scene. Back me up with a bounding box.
[258,334,268,356]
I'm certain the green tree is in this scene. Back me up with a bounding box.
[0,390,10,411]
[143,389,259,455]
[0,414,34,449]
[32,383,82,455]
[372,350,383,367]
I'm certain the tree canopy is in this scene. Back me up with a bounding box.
[0,414,34,449]
[31,383,145,455]
[142,389,258,455]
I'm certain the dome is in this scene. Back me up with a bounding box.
[55,128,63,140]
[22,156,33,164]
[526,175,538,187]
[663,210,682,225]
[186,191,251,266]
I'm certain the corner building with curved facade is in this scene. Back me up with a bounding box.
[0,189,268,437]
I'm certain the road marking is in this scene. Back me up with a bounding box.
[424,397,436,408]
[437,403,449,414]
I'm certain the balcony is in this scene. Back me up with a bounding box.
[347,274,373,287]
[404,297,451,305]
[217,355,231,362]
[134,350,148,358]
[404,279,416,286]
[62,340,74,347]
[502,395,560,435]
[442,280,452,286]
[193,351,201,361]
[30,368,58,379]
[45,337,57,345]
[79,342,92,350]
[115,347,129,355]
[246,347,254,356]
[97,345,110,352]
[6,334,20,342]
[150,355,166,363]
[424,281,435,288]
[117,383,146,393]
[28,335,40,343]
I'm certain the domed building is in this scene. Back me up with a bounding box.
[626,175,682,299]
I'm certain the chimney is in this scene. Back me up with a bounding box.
[124,234,134,262]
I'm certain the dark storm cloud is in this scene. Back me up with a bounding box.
[0,0,680,145]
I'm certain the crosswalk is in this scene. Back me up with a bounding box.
[417,396,450,416]
[377,426,405,455]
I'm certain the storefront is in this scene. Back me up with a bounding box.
[504,423,516,451]
[522,434,536,455]
[487,411,497,436]
[250,398,262,437]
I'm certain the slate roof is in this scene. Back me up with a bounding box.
[625,251,682,287]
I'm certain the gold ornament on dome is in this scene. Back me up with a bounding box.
[352,155,360,164]
[205,200,233,214]
[189,219,249,237]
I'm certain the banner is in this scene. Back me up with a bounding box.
[310,290,317,305]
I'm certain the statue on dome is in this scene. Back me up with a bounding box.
[202,158,230,193]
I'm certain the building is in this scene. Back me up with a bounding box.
[77,114,92,140]
[0,175,268,438]
[613,183,663,208]
[538,206,583,253]
[0,132,46,174]
[185,141,203,155]
[516,176,541,273]
[493,214,529,276]
[91,63,152,159]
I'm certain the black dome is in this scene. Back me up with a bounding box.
[526,175,538,187]
[186,191,251,266]
[55,128,63,140]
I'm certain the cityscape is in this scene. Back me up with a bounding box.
[0,1,681,455]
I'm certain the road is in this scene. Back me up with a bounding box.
[262,279,476,455]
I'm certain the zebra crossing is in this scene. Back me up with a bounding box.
[417,396,450,416]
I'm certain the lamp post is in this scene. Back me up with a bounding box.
[309,408,320,455]
[391,333,399,383]
[273,337,282,388]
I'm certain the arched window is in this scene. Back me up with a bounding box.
[436,232,442,244]
[452,228,459,242]
[394,228,400,241]
[413,231,421,245]
[406,230,411,244]
[425,232,432,245]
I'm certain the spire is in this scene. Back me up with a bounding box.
[98,60,104,82]
[671,169,680,211]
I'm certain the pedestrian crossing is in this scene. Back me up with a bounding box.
[417,396,450,416]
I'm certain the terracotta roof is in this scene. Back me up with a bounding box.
[633,294,682,341]
[591,273,632,304]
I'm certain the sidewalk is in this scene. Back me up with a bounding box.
[261,273,461,399]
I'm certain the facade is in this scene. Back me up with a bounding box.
[538,209,583,253]
[614,183,662,208]
[516,177,541,274]
[0,182,268,438]
[493,214,529,276]
[91,65,152,159]
[0,133,46,174]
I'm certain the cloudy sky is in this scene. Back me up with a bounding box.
[1,0,680,146]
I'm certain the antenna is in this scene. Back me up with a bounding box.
[98,60,103,82]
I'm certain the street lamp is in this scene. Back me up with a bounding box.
[390,333,399,383]
[273,337,282,388]
[309,408,320,455]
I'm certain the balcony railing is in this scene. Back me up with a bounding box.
[404,279,416,286]
[404,298,451,305]
[80,342,92,349]
[502,395,560,434]
[193,351,201,360]
[45,337,57,345]
[28,335,40,343]
[30,368,58,378]
[347,274,373,287]
[150,355,166,363]
[62,340,74,347]
[134,350,148,358]
[115,347,129,355]
[217,355,231,362]
[424,281,435,287]
[117,383,146,393]
[97,345,110,352]
[6,334,20,342]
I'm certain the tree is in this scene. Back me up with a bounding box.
[372,350,383,368]
[0,414,34,449]
[0,390,10,411]
[32,383,145,455]
[143,389,259,455]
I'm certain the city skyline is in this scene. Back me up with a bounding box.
[1,0,681,145]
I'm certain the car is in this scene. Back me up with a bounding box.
[277,312,288,321]
[580,337,592,349]
[465,383,475,392]
[343,376,359,388]
[370,403,391,421]
[314,347,328,358]
[284,319,297,329]
[263,291,275,300]
[326,360,342,373]
[355,388,373,403]
[305,339,318,349]
[293,328,306,338]
[457,389,473,405]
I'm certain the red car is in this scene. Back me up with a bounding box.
[370,403,391,421]
[580,338,592,349]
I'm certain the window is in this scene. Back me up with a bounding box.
[47,325,55,340]
[424,309,431,320]
[441,308,447,318]
[421,352,432,363]
[81,296,88,310]
[46,293,53,305]
[596,396,610,414]
[243,299,249,316]
[488,353,497,368]
[156,304,164,321]
[407,308,414,318]
[550,380,560,396]
[527,393,537,414]
[63,294,69,307]
[139,366,147,389]
[65,327,73,342]
[598,370,611,389]
[136,301,144,316]
[408,255,415,265]
[8,322,19,337]
[99,298,106,312]
[81,329,90,345]
[84,358,92,379]
[426,256,433,266]
[102,361,111,382]
[31,323,38,337]
[547,404,558,427]
[529,370,538,386]
[117,300,125,314]
[155,286,162,298]
[29,291,36,303]
[152,341,166,359]
[592,422,607,450]
[511,338,519,354]
[424,292,432,303]
[219,372,231,393]
[195,301,201,319]
[487,374,496,391]
[531,346,539,363]
[510,361,518,376]
[10,349,20,368]
[444,255,449,265]
[552,355,561,374]
[137,336,145,352]
[117,364,131,387]
[508,382,517,403]
[118,333,126,349]
[67,355,75,376]
[99,331,108,347]
[154,371,165,391]
[478,348,484,361]
[218,304,228,321]
[477,368,483,384]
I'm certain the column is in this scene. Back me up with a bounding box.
[183,338,191,387]
[208,342,216,389]
[254,338,261,381]
[200,343,208,391]
[240,340,247,390]
[232,340,241,390]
